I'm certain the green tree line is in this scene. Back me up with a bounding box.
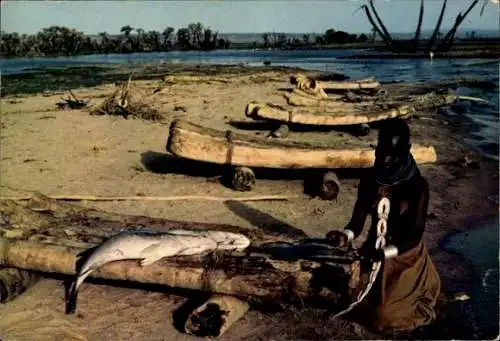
[0,22,231,58]
[260,30,369,49]
[0,22,370,58]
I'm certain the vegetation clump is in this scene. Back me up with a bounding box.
[90,78,165,122]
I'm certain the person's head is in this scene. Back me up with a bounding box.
[374,118,412,176]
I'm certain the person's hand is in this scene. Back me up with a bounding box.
[325,230,349,248]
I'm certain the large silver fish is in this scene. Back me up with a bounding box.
[65,229,250,314]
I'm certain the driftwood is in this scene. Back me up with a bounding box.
[89,77,165,121]
[0,195,358,307]
[246,101,413,126]
[164,75,230,85]
[0,194,296,203]
[56,90,89,110]
[184,295,250,337]
[166,119,438,169]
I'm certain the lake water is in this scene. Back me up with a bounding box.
[441,217,500,339]
[1,49,498,159]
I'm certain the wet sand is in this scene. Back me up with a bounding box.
[0,65,498,340]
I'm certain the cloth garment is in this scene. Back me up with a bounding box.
[368,240,441,332]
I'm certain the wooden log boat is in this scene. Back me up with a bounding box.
[283,87,456,112]
[166,119,437,170]
[291,74,381,91]
[246,101,413,127]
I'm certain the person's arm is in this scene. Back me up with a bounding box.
[325,176,372,246]
[342,177,373,242]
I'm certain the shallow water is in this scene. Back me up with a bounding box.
[1,49,498,159]
[441,217,500,339]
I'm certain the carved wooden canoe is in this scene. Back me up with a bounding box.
[291,74,381,90]
[283,88,456,112]
[245,101,413,126]
[166,119,437,169]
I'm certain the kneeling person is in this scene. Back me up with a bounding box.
[327,118,441,332]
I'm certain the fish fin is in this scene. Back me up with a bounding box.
[140,254,164,267]
[139,243,165,266]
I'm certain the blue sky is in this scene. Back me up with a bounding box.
[1,0,499,35]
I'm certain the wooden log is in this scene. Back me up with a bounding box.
[269,124,290,138]
[291,74,380,90]
[246,101,413,126]
[284,87,456,112]
[358,123,371,136]
[284,91,345,107]
[231,167,256,191]
[289,75,329,98]
[166,119,438,169]
[0,197,355,306]
[0,268,41,303]
[164,75,230,84]
[318,171,341,201]
[0,232,351,306]
[184,295,250,337]
[292,88,344,100]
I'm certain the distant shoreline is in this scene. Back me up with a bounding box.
[1,38,498,60]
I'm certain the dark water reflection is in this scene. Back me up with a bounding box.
[441,217,500,339]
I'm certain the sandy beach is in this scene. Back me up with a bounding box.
[0,65,498,340]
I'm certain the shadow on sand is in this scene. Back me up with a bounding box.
[140,150,371,197]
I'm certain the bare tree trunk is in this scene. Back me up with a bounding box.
[438,0,480,51]
[413,0,425,52]
[426,0,448,53]
[369,0,393,44]
[362,5,392,49]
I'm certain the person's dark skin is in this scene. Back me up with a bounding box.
[327,119,430,261]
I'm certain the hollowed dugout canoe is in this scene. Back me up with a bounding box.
[245,101,413,126]
[291,74,381,90]
[166,119,437,169]
[284,88,456,112]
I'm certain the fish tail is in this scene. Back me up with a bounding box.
[65,268,93,315]
[65,280,78,314]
